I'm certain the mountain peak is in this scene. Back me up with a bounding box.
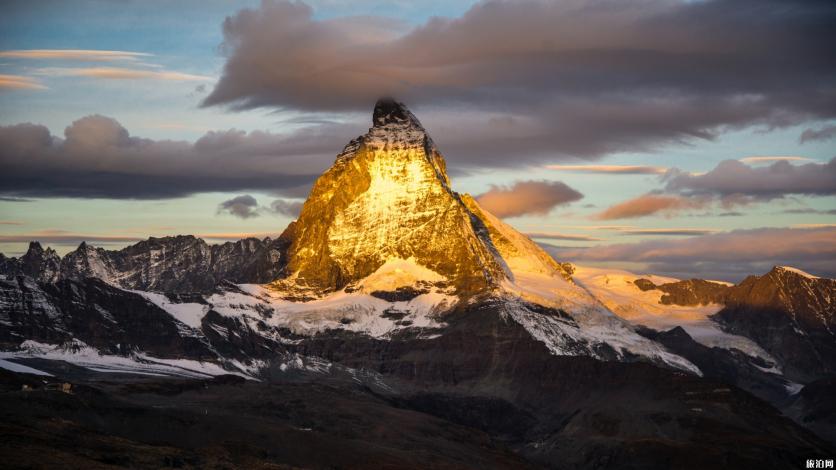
[278,99,571,296]
[372,97,422,128]
[772,265,821,280]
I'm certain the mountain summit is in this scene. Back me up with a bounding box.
[282,98,570,295]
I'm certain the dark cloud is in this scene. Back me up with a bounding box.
[545,165,666,175]
[548,226,836,281]
[217,194,260,219]
[216,195,304,219]
[203,0,836,164]
[664,157,836,200]
[596,157,836,219]
[475,180,583,218]
[0,115,361,199]
[799,124,836,144]
[780,208,836,215]
[268,199,304,218]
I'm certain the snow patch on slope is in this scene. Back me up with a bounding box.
[133,290,208,329]
[573,265,778,364]
[211,282,453,339]
[500,270,702,375]
[2,339,255,379]
[358,257,444,292]
[0,358,53,376]
[776,266,820,279]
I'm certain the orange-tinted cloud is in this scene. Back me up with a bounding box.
[595,194,709,220]
[0,49,149,61]
[39,67,210,81]
[0,74,46,91]
[475,180,583,219]
[619,228,719,236]
[0,230,141,245]
[525,232,603,242]
[738,156,812,164]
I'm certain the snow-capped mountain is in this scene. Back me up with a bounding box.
[1,99,833,466]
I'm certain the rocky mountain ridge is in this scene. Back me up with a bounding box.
[0,232,294,293]
[635,267,835,383]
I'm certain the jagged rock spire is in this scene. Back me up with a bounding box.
[279,99,571,296]
[372,97,423,128]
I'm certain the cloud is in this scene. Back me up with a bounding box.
[738,156,813,164]
[549,226,836,281]
[595,194,710,220]
[38,67,210,81]
[0,49,149,61]
[475,180,583,218]
[2,49,207,85]
[664,157,836,200]
[0,115,363,199]
[0,74,46,91]
[545,164,667,174]
[562,225,635,231]
[268,199,304,218]
[792,223,836,229]
[196,231,281,241]
[216,195,304,219]
[0,196,32,202]
[618,228,719,236]
[780,208,836,215]
[799,124,836,144]
[0,230,142,246]
[525,232,603,242]
[217,195,260,219]
[201,0,836,165]
[0,221,23,226]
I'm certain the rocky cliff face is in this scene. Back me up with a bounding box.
[282,98,568,296]
[634,278,729,306]
[0,242,61,283]
[712,266,836,383]
[0,232,294,293]
[632,267,835,384]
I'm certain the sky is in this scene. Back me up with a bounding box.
[1,0,835,281]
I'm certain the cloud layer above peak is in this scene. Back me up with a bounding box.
[202,0,836,163]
